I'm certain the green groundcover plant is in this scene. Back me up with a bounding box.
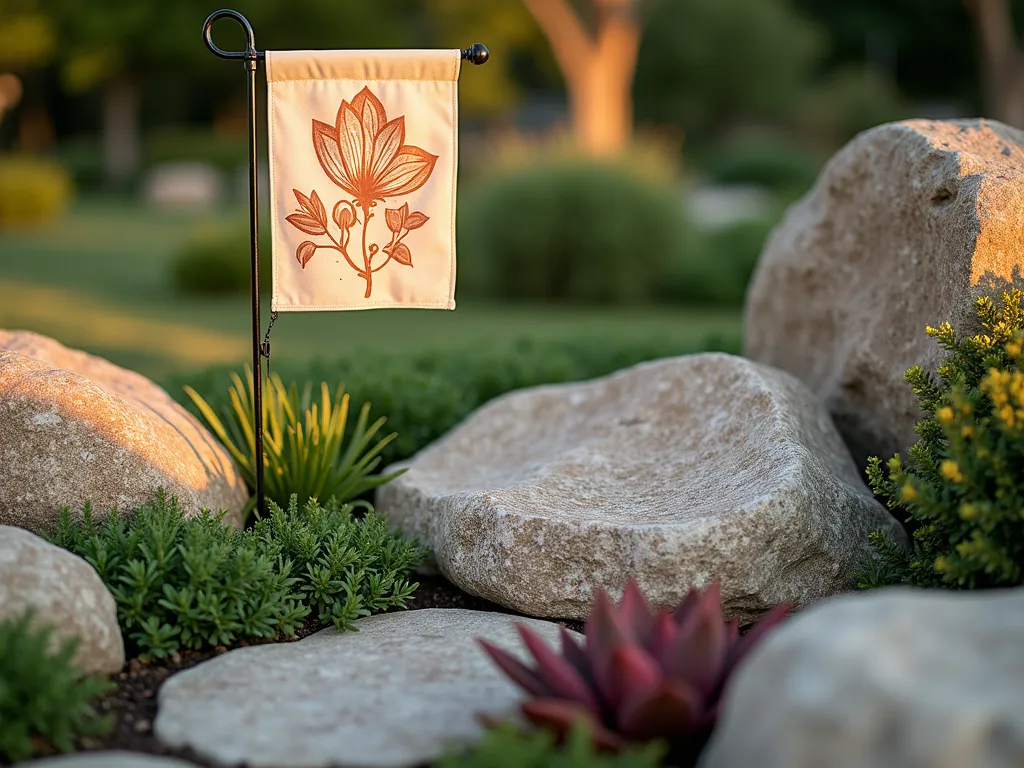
[0,609,114,763]
[435,722,665,768]
[860,290,1024,589]
[49,493,425,660]
[184,368,402,518]
[175,334,741,471]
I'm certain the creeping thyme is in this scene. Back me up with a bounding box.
[50,492,425,658]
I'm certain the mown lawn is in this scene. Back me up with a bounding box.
[0,199,741,384]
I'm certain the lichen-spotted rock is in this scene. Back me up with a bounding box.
[745,118,1024,466]
[375,353,904,623]
[155,609,577,768]
[0,525,123,675]
[700,588,1024,768]
[0,331,247,532]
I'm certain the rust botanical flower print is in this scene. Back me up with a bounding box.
[286,87,436,298]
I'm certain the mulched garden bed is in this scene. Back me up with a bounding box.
[72,575,582,768]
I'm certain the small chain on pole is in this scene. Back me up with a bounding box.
[261,311,278,380]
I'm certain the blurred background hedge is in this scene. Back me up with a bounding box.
[174,330,742,469]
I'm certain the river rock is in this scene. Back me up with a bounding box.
[0,330,247,532]
[745,118,1024,465]
[0,525,123,675]
[700,587,1024,768]
[155,609,576,768]
[375,353,904,624]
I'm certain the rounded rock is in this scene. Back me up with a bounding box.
[0,330,247,533]
[0,525,124,676]
[700,588,1024,768]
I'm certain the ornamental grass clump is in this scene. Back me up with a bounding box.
[184,367,402,517]
[862,290,1024,589]
[0,609,114,763]
[479,579,789,753]
[49,492,425,659]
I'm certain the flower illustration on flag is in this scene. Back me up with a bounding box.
[285,87,436,298]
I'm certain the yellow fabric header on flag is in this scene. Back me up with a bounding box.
[266,49,461,311]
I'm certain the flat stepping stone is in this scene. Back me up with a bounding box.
[155,609,575,768]
[377,353,904,623]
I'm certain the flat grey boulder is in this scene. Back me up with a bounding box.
[376,353,904,624]
[0,330,247,533]
[24,752,200,767]
[0,525,123,676]
[745,118,1024,466]
[700,588,1024,768]
[155,609,576,768]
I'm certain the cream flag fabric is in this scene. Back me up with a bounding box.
[266,50,461,311]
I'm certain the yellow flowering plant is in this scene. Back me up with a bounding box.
[862,290,1024,589]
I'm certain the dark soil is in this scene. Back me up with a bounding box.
[73,575,582,768]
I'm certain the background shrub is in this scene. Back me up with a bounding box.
[797,65,911,147]
[175,333,741,470]
[861,291,1024,589]
[50,493,425,659]
[55,137,106,192]
[145,128,248,177]
[0,155,73,226]
[0,609,114,763]
[699,136,822,199]
[663,217,777,307]
[171,222,271,296]
[457,159,692,305]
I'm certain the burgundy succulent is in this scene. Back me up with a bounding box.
[479,579,790,751]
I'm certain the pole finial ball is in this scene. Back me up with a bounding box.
[462,43,490,66]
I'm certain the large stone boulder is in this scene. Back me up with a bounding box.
[375,353,904,624]
[0,525,123,676]
[700,587,1024,768]
[0,331,247,532]
[155,609,577,768]
[745,118,1024,466]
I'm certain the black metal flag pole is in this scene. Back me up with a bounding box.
[202,9,489,516]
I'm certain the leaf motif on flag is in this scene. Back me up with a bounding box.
[296,241,317,268]
[385,205,406,233]
[286,212,327,236]
[390,242,413,267]
[404,212,429,230]
[333,201,357,230]
[283,86,437,298]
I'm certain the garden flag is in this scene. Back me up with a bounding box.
[266,49,461,311]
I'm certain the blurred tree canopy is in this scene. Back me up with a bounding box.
[8,0,1024,175]
[635,0,824,141]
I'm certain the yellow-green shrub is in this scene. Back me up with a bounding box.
[862,290,1024,589]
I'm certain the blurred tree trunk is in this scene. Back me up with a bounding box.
[965,0,1024,127]
[102,75,141,186]
[522,0,641,155]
